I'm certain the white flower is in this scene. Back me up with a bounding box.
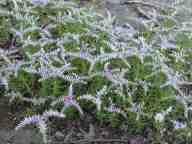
[155,107,173,123]
[155,113,165,123]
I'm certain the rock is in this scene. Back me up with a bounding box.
[55,131,64,141]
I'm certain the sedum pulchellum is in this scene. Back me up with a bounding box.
[0,0,191,143]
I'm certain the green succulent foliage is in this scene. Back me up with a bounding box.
[0,0,192,143]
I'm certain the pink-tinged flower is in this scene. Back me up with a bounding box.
[103,63,130,86]
[51,84,84,116]
[15,115,42,130]
[63,96,73,104]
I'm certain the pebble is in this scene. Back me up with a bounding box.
[55,131,64,141]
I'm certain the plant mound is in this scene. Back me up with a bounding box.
[0,0,192,143]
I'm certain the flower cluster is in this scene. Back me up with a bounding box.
[15,110,65,143]
[51,84,84,116]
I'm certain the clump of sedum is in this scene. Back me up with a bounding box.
[0,0,192,143]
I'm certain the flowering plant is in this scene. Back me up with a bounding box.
[0,0,192,143]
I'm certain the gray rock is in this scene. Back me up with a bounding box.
[55,131,64,141]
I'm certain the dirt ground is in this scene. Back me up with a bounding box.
[0,97,145,144]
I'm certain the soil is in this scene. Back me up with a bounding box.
[0,96,145,144]
[0,97,35,144]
